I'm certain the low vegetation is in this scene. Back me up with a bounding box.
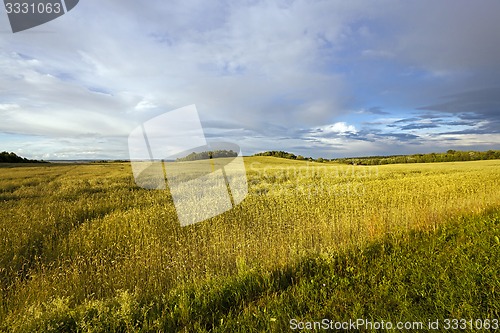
[176,150,238,162]
[253,150,313,161]
[254,149,500,165]
[0,151,47,164]
[6,209,497,332]
[0,157,499,331]
[332,149,500,165]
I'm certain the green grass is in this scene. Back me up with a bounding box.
[0,158,499,331]
[3,209,498,332]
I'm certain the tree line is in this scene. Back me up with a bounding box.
[332,150,500,165]
[0,151,47,163]
[253,151,327,162]
[176,150,238,162]
[254,149,500,165]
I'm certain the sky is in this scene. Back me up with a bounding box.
[1,0,499,160]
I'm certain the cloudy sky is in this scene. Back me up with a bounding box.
[1,0,499,159]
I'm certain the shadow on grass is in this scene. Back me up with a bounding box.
[4,208,499,332]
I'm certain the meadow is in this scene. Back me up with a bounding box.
[0,157,499,332]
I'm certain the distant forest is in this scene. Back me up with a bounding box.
[176,150,238,162]
[254,151,321,162]
[254,150,500,165]
[0,151,47,163]
[333,150,500,165]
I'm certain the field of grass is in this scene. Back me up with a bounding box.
[0,157,499,331]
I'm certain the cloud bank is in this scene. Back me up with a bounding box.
[1,0,499,159]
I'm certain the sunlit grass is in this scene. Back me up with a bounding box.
[0,158,499,331]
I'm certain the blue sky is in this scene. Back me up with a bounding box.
[1,0,499,159]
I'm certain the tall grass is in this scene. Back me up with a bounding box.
[0,158,499,331]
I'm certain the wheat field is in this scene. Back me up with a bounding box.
[0,158,499,331]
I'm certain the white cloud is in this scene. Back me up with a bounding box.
[318,122,357,135]
[1,1,499,159]
[135,100,158,111]
[0,103,20,111]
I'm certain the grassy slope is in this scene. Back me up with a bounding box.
[0,158,499,331]
[4,209,498,332]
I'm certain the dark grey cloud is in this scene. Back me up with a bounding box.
[391,2,500,72]
[418,87,500,134]
[343,133,373,142]
[367,107,389,115]
[2,0,500,159]
[357,107,390,115]
[416,113,447,120]
[439,129,492,135]
[394,117,420,124]
[329,128,421,143]
[457,113,485,121]
[418,88,500,115]
[400,123,439,130]
[442,120,476,127]
[377,133,421,142]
